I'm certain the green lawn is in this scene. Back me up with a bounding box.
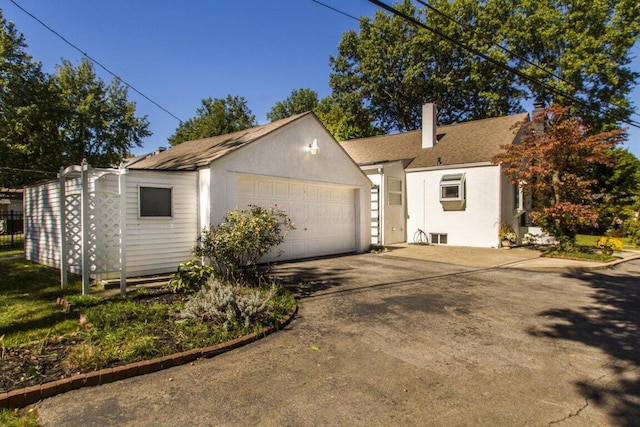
[576,234,637,250]
[0,258,82,348]
[1,257,295,390]
[0,409,38,427]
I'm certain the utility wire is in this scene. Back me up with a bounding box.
[414,1,575,89]
[365,0,640,128]
[0,167,53,175]
[310,0,363,22]
[8,0,184,124]
[311,0,639,129]
[413,0,640,123]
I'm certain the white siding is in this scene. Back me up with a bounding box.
[406,165,502,247]
[24,181,61,268]
[124,170,198,276]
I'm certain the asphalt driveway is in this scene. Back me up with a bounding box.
[36,253,640,426]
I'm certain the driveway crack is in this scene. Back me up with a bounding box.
[547,398,589,426]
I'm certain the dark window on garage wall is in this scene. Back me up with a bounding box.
[139,186,172,217]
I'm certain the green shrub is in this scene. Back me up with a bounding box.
[625,218,640,246]
[167,259,214,293]
[595,236,624,255]
[179,278,278,330]
[193,205,294,282]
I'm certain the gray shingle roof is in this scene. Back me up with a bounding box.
[129,113,310,170]
[341,113,529,169]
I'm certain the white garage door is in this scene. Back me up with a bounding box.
[237,176,356,261]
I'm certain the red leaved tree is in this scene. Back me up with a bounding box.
[493,104,624,250]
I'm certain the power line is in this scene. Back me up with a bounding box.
[366,0,640,128]
[0,167,53,175]
[413,0,640,123]
[8,0,184,124]
[310,0,640,129]
[414,1,575,89]
[310,0,363,22]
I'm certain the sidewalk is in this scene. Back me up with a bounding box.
[381,243,640,273]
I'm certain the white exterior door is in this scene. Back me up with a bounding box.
[237,176,356,261]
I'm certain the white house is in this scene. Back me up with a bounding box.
[24,113,371,292]
[341,104,531,248]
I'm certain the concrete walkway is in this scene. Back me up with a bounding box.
[381,243,640,272]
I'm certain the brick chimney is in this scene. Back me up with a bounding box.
[422,103,437,149]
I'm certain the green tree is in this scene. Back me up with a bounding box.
[501,0,640,131]
[314,95,382,141]
[266,88,381,141]
[591,148,640,233]
[1,12,151,186]
[329,0,522,133]
[169,95,256,146]
[493,104,625,250]
[0,10,59,187]
[53,58,151,168]
[266,88,319,122]
[331,0,639,134]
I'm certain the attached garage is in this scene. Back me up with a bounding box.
[237,176,357,260]
[131,112,371,264]
[25,113,371,292]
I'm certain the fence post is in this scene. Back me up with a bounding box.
[9,210,14,248]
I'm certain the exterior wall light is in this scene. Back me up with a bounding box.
[309,139,319,155]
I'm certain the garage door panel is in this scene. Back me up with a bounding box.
[317,204,332,218]
[238,179,254,197]
[290,183,305,200]
[305,240,319,255]
[318,186,331,201]
[258,181,273,198]
[237,176,356,261]
[275,182,289,199]
[304,186,318,201]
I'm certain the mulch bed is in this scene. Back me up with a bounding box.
[0,288,187,393]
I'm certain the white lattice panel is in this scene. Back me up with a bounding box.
[64,194,82,272]
[87,192,121,274]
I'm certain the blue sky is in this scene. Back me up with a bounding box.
[2,0,640,158]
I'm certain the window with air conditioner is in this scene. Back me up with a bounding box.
[440,174,465,202]
[440,173,466,211]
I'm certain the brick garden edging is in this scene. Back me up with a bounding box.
[0,303,297,409]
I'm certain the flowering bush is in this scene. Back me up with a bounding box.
[595,237,624,256]
[194,205,294,282]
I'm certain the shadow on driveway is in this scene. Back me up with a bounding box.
[528,262,640,425]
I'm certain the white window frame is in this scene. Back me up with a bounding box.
[139,185,173,218]
[440,173,465,202]
[430,233,448,245]
[514,183,524,213]
[387,177,403,206]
